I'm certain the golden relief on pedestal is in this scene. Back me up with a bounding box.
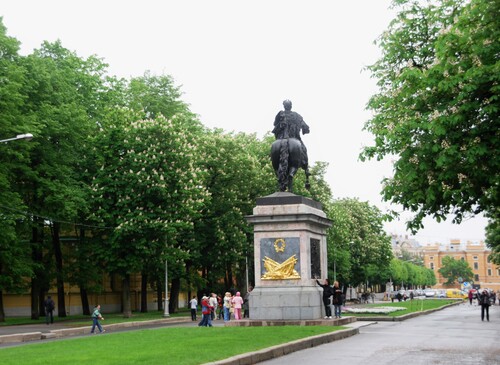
[262,255,301,280]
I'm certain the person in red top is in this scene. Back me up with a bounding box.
[198,296,213,327]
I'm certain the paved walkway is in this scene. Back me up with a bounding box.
[260,302,500,365]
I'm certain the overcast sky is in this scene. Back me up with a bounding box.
[1,0,488,244]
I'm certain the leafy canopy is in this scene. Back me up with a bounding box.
[361,0,499,238]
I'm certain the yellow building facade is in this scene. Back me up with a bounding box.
[422,240,500,291]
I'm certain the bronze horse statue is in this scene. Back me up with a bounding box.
[271,137,310,193]
[271,100,311,193]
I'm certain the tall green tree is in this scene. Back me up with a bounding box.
[91,113,206,317]
[193,131,274,293]
[18,40,110,318]
[0,18,34,322]
[360,0,499,238]
[327,198,393,288]
[438,256,473,285]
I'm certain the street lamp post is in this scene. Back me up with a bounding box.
[0,133,34,143]
[163,259,170,317]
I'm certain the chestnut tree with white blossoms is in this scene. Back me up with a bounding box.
[90,111,207,317]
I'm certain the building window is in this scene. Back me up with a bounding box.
[474,262,479,270]
[461,257,465,261]
[430,263,434,270]
[473,256,478,260]
[487,256,491,264]
[474,274,479,281]
[487,269,492,276]
[430,256,433,260]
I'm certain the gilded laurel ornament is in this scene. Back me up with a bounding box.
[274,238,286,253]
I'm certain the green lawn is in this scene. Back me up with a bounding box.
[0,326,343,365]
[347,299,459,317]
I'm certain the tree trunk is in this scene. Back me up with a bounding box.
[0,290,5,322]
[78,228,91,316]
[122,275,132,318]
[140,272,148,313]
[80,286,90,315]
[156,280,162,311]
[169,277,180,314]
[31,226,42,320]
[51,222,66,317]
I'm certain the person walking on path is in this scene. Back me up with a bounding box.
[316,279,333,319]
[478,289,491,321]
[468,289,474,305]
[43,295,55,325]
[90,305,105,334]
[198,296,213,327]
[231,291,244,320]
[332,281,343,319]
[189,296,198,321]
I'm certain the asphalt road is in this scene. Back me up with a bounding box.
[261,302,500,365]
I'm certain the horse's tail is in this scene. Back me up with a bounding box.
[277,139,289,191]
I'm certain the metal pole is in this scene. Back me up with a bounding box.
[163,259,170,317]
[245,256,249,293]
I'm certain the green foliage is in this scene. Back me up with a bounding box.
[389,257,435,288]
[91,114,207,277]
[438,255,473,285]
[361,0,500,233]
[327,198,393,287]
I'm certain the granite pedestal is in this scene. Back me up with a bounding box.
[246,192,332,320]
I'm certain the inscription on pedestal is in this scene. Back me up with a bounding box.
[310,238,321,279]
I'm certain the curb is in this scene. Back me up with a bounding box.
[0,317,192,344]
[203,327,359,365]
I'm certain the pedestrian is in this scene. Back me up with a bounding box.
[43,295,55,325]
[90,304,105,334]
[243,286,253,318]
[478,289,491,322]
[209,293,218,321]
[217,294,224,320]
[223,292,232,322]
[332,281,343,319]
[468,289,473,305]
[231,291,244,320]
[316,279,333,319]
[189,296,198,321]
[198,296,213,327]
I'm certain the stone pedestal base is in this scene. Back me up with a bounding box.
[249,286,322,320]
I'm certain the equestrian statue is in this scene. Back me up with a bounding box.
[271,99,310,192]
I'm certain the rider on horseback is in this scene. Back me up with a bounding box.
[272,99,310,168]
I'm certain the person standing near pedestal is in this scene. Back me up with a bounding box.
[316,279,333,319]
[232,292,244,320]
[332,281,343,318]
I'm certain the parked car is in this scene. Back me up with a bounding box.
[446,289,467,299]
[437,290,446,298]
[424,289,436,298]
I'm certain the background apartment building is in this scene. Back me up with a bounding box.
[422,240,500,291]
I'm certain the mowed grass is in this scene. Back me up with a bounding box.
[0,325,344,365]
[349,299,459,317]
